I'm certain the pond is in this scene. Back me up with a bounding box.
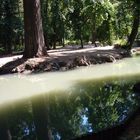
[0,57,140,140]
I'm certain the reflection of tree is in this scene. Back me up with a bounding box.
[1,80,140,140]
[7,100,35,140]
[48,91,90,140]
[75,80,139,132]
[0,107,12,140]
[31,95,51,140]
[43,80,139,139]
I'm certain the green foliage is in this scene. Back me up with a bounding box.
[0,0,23,54]
[0,0,139,54]
[3,79,139,139]
[114,39,127,46]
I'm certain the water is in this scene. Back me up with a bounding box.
[0,57,140,140]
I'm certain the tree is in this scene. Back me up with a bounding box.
[23,0,47,58]
[0,0,21,54]
[81,0,116,45]
[68,0,84,48]
[0,108,12,140]
[126,0,140,49]
[41,0,50,50]
[49,0,65,49]
[31,95,51,140]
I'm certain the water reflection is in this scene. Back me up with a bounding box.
[1,56,140,105]
[0,78,140,140]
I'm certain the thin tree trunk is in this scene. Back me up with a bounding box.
[91,10,96,46]
[41,0,50,50]
[80,34,83,49]
[44,34,50,50]
[4,1,13,54]
[23,0,47,58]
[0,109,12,140]
[62,21,65,48]
[92,31,96,46]
[127,6,140,49]
[45,0,50,50]
[62,37,65,48]
[53,35,56,49]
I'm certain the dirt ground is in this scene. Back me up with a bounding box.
[0,45,129,75]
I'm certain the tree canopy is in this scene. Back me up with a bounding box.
[0,0,139,56]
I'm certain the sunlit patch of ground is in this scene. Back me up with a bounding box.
[0,45,114,67]
[0,45,129,74]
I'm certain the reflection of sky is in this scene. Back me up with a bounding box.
[82,114,93,132]
[55,133,61,140]
[119,114,127,123]
[81,108,93,133]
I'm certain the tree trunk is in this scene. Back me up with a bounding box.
[62,21,65,48]
[41,0,50,50]
[126,6,140,49]
[80,34,83,49]
[91,12,96,46]
[0,110,12,140]
[23,0,47,58]
[53,34,56,49]
[4,0,13,54]
[31,95,51,140]
[44,34,50,50]
[92,31,96,46]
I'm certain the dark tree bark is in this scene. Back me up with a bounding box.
[62,20,65,48]
[52,34,56,50]
[92,31,96,46]
[0,110,12,140]
[91,12,97,46]
[23,0,47,58]
[31,95,51,140]
[4,0,14,54]
[41,0,50,50]
[80,33,83,49]
[126,3,140,49]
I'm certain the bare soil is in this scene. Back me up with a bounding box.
[0,46,129,75]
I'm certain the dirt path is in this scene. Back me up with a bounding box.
[0,46,116,67]
[0,46,129,74]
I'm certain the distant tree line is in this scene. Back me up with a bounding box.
[0,0,139,56]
